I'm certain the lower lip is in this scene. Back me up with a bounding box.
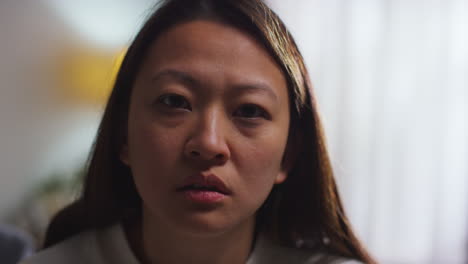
[181,190,227,203]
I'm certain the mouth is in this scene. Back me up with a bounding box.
[178,184,227,194]
[176,173,231,203]
[176,173,231,195]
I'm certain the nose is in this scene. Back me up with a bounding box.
[184,109,230,164]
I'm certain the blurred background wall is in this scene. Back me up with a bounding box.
[266,0,468,263]
[0,0,153,249]
[0,0,466,263]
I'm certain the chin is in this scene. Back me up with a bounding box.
[169,209,255,239]
[177,212,243,236]
[142,200,256,238]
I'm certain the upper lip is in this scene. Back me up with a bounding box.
[176,173,231,195]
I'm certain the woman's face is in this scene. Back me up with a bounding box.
[121,20,290,236]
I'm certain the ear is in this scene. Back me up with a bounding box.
[275,124,302,184]
[120,144,130,166]
[274,170,288,184]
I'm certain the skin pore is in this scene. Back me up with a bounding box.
[120,20,291,264]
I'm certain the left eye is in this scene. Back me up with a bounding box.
[233,104,270,119]
[156,94,191,110]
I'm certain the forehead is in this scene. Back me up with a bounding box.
[136,19,288,102]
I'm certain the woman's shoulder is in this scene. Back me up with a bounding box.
[22,226,362,264]
[20,224,138,264]
[19,228,99,264]
[248,234,363,264]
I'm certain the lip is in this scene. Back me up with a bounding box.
[176,173,232,195]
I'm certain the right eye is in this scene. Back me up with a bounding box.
[156,94,191,110]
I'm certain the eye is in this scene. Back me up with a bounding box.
[156,94,191,110]
[234,104,270,120]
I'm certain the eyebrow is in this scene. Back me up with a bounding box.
[151,69,279,102]
[230,83,278,103]
[151,69,199,87]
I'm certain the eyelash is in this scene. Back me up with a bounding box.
[156,94,192,110]
[155,94,270,120]
[233,104,270,120]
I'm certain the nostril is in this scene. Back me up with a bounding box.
[190,151,200,157]
[188,150,226,161]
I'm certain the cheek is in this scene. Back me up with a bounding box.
[127,118,184,186]
[244,143,283,172]
[232,135,287,195]
[249,125,287,166]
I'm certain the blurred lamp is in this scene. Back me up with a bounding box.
[56,47,126,105]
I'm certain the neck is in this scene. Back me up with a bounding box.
[125,210,255,264]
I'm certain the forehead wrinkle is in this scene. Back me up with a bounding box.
[150,68,228,101]
[150,68,281,104]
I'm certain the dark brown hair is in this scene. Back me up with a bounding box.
[44,0,375,263]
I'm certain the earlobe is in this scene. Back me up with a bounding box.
[274,171,288,184]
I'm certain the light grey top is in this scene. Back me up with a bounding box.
[21,224,362,264]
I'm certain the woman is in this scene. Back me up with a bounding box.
[23,0,376,263]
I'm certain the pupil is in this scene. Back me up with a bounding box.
[242,105,258,117]
[166,95,184,107]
